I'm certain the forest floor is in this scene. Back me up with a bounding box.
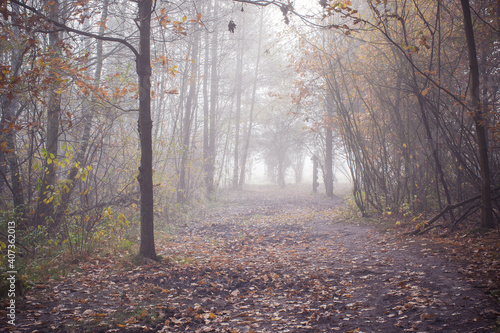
[4,184,500,332]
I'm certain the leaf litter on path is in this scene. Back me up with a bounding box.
[4,184,499,332]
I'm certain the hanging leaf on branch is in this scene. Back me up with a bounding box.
[280,3,293,24]
[228,20,236,33]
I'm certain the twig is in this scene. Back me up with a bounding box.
[0,230,32,254]
[405,186,500,236]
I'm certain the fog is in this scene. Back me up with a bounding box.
[3,0,499,241]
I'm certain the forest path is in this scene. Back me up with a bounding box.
[9,184,499,332]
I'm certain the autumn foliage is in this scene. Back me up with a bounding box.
[290,0,500,232]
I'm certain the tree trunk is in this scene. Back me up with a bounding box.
[239,9,264,188]
[0,1,25,218]
[205,0,219,199]
[460,0,494,228]
[398,13,453,217]
[278,157,285,188]
[233,33,244,189]
[137,0,157,260]
[325,94,334,197]
[203,13,210,194]
[55,0,109,223]
[312,156,319,193]
[177,31,199,203]
[34,0,62,230]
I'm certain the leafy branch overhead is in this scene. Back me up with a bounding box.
[0,0,499,331]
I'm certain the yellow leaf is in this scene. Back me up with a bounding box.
[421,313,435,319]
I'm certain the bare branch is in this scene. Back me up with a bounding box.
[10,0,139,58]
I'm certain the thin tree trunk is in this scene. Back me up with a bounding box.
[177,31,199,203]
[34,0,62,230]
[390,55,414,208]
[209,0,219,197]
[55,0,109,223]
[0,2,25,218]
[233,34,244,189]
[325,93,334,197]
[278,157,285,188]
[203,13,210,193]
[239,9,264,187]
[398,15,453,215]
[312,156,319,193]
[460,0,494,228]
[205,0,219,198]
[137,0,157,259]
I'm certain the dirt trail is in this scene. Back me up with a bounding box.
[185,184,497,332]
[5,184,499,332]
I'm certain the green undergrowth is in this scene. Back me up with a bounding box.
[0,199,204,300]
[0,208,144,299]
[337,189,500,237]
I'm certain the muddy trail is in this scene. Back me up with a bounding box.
[4,184,500,332]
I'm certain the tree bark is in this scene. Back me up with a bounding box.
[312,156,319,193]
[137,0,157,260]
[233,34,244,189]
[397,12,453,217]
[205,0,219,199]
[460,0,494,228]
[9,0,158,255]
[325,93,334,197]
[34,0,62,230]
[0,1,25,218]
[55,0,109,224]
[239,9,264,188]
[177,31,200,203]
[203,9,210,194]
